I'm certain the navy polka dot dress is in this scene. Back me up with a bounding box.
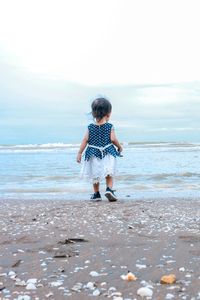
[81,122,120,183]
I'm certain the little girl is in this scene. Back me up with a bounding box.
[76,97,122,201]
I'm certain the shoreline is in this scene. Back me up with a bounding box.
[0,198,200,299]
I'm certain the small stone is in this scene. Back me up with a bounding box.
[137,287,153,298]
[160,274,176,284]
[26,283,37,290]
[93,289,101,296]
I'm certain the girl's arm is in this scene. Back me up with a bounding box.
[111,128,123,153]
[76,130,89,163]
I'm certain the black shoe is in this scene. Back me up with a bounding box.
[90,192,102,201]
[105,187,118,202]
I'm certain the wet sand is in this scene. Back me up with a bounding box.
[0,198,200,300]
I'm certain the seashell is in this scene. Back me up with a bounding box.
[121,272,137,281]
[86,282,95,290]
[26,282,37,290]
[93,289,100,296]
[136,264,147,269]
[17,296,31,300]
[179,267,185,272]
[49,281,63,287]
[160,274,176,284]
[71,282,83,292]
[90,271,99,277]
[137,287,153,298]
[27,278,37,284]
[165,293,175,299]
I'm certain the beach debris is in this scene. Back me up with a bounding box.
[179,267,185,272]
[160,274,176,284]
[0,286,5,291]
[49,281,63,287]
[121,271,137,281]
[128,225,134,229]
[137,287,153,298]
[108,292,123,298]
[165,293,175,299]
[26,282,37,290]
[17,296,31,300]
[71,282,83,292]
[58,238,88,244]
[90,271,100,277]
[93,288,101,296]
[8,271,16,278]
[113,297,123,300]
[85,260,90,264]
[86,282,95,290]
[15,279,26,286]
[53,249,78,258]
[136,264,147,269]
[12,259,22,267]
[45,292,54,298]
[27,278,37,284]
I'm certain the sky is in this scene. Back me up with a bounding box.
[0,0,200,143]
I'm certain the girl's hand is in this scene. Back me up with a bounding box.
[76,152,82,163]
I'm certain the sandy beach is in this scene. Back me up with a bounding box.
[0,198,200,300]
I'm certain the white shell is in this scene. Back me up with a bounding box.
[137,287,153,298]
[93,289,101,296]
[26,283,37,290]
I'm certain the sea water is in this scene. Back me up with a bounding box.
[0,142,200,200]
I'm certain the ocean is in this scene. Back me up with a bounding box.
[0,142,200,200]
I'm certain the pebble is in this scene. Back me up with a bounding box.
[137,287,153,298]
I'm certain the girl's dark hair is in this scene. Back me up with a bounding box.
[91,98,112,121]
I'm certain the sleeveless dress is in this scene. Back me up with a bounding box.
[81,122,120,183]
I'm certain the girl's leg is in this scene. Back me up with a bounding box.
[106,175,113,189]
[93,182,100,193]
[105,175,117,201]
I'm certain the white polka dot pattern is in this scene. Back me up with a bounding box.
[85,123,119,161]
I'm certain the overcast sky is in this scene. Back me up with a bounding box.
[0,0,200,85]
[0,0,200,143]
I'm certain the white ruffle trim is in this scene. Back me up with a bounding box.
[80,154,117,183]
